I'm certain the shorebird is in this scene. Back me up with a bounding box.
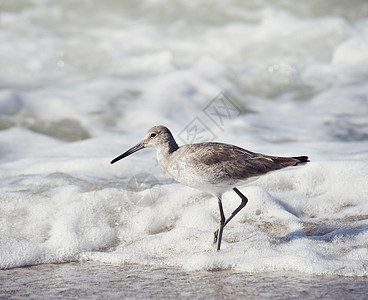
[111,125,309,251]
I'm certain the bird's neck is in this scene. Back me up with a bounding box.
[168,138,179,154]
[156,139,179,166]
[160,139,179,155]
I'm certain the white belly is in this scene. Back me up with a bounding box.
[157,149,258,197]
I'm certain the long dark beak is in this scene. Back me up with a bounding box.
[110,142,145,164]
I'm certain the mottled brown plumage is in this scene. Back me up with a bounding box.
[169,142,307,182]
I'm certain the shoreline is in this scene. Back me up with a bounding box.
[1,262,367,299]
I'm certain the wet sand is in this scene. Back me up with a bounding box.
[1,262,367,299]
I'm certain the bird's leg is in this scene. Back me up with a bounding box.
[213,188,248,250]
[224,188,248,227]
[214,197,226,251]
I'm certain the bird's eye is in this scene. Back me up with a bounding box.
[150,133,157,138]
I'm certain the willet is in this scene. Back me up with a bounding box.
[111,125,309,251]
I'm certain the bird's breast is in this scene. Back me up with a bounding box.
[157,149,234,194]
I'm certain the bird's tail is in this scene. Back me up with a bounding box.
[292,156,309,166]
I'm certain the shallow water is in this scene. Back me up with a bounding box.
[1,0,368,281]
[1,262,368,299]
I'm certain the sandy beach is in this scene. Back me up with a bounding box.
[1,262,368,299]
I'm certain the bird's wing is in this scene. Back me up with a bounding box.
[184,142,302,180]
